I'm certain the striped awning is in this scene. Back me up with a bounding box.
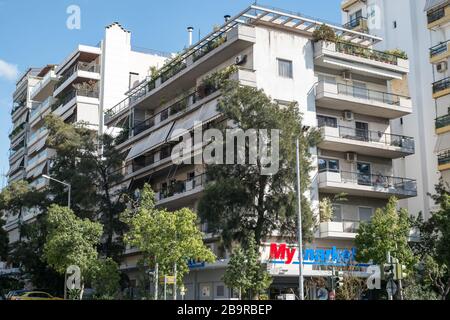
[26,162,47,179]
[424,0,448,11]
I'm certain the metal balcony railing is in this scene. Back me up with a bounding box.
[438,150,450,166]
[335,42,402,65]
[11,102,26,115]
[436,114,450,129]
[336,83,407,105]
[320,168,418,194]
[342,16,367,30]
[430,40,450,57]
[321,125,415,152]
[157,173,208,201]
[433,77,450,94]
[55,62,100,90]
[53,89,99,111]
[428,6,446,24]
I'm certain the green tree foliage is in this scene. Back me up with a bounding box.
[312,24,337,42]
[198,79,320,247]
[223,233,272,300]
[121,184,215,285]
[45,114,127,261]
[355,197,416,269]
[411,182,450,300]
[91,258,121,299]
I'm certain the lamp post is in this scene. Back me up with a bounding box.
[42,175,71,209]
[295,138,305,301]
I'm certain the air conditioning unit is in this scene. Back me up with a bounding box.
[343,110,354,121]
[342,70,352,81]
[347,152,358,162]
[235,54,247,66]
[437,61,448,73]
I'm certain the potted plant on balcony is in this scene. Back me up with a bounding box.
[312,24,336,43]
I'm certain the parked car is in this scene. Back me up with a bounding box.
[8,291,63,300]
[6,290,30,300]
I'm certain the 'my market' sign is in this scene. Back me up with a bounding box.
[264,243,369,267]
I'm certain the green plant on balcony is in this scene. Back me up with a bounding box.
[312,24,337,42]
[9,123,25,139]
[193,35,227,62]
[115,127,130,145]
[197,65,238,99]
[384,48,408,60]
[319,193,348,223]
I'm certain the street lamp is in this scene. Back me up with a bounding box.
[42,175,71,209]
[295,138,305,301]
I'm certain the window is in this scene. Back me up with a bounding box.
[353,81,368,99]
[317,115,338,128]
[357,162,372,185]
[216,285,225,298]
[355,121,369,141]
[332,204,342,222]
[278,59,293,78]
[350,9,363,22]
[359,207,373,222]
[319,158,340,173]
[129,72,139,90]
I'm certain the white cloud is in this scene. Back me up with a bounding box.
[0,59,19,82]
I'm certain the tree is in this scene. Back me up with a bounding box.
[223,233,272,300]
[45,114,127,261]
[312,24,337,42]
[43,204,103,298]
[90,258,121,299]
[355,197,416,269]
[198,79,320,248]
[121,184,215,289]
[411,182,450,300]
[0,217,7,261]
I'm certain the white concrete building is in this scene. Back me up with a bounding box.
[2,22,168,274]
[105,4,416,299]
[340,0,443,218]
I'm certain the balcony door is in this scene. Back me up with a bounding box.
[355,121,369,141]
[357,162,372,186]
[353,81,368,100]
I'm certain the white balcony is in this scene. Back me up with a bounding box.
[30,96,53,126]
[315,81,412,119]
[30,69,59,101]
[53,62,100,97]
[319,221,359,239]
[318,170,417,199]
[314,41,409,80]
[319,125,415,159]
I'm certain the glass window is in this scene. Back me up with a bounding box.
[332,204,342,222]
[216,285,225,297]
[278,59,293,78]
[319,158,340,173]
[359,207,373,222]
[317,115,338,128]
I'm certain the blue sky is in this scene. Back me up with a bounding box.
[0,0,342,186]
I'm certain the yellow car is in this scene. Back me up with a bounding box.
[10,291,63,300]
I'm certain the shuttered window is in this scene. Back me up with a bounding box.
[278,58,293,78]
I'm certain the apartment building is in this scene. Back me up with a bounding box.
[1,23,168,275]
[104,5,416,299]
[341,0,442,218]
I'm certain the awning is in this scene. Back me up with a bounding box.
[28,138,47,155]
[424,0,448,11]
[169,102,221,141]
[8,158,24,175]
[435,131,450,152]
[125,122,174,161]
[26,162,47,179]
[60,106,76,121]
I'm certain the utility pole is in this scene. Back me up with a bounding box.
[154,262,159,300]
[173,263,177,300]
[295,138,305,301]
[386,252,394,301]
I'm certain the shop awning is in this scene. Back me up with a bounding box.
[26,162,46,179]
[125,122,174,161]
[424,0,448,11]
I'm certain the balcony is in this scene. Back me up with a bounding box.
[54,61,100,97]
[106,24,256,125]
[9,123,26,142]
[438,150,450,171]
[30,96,53,125]
[436,114,450,134]
[314,41,409,80]
[52,89,99,117]
[433,77,450,99]
[319,220,360,239]
[155,173,207,209]
[430,40,450,64]
[30,69,59,101]
[427,5,450,29]
[315,82,412,118]
[11,101,26,116]
[319,125,415,158]
[318,169,417,199]
[342,17,368,32]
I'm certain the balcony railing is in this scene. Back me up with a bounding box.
[55,62,100,91]
[436,114,450,129]
[319,169,418,194]
[428,6,446,24]
[342,17,368,30]
[430,40,450,57]
[52,89,99,111]
[9,123,26,140]
[157,173,207,201]
[31,96,53,119]
[11,102,26,115]
[438,150,450,166]
[192,35,227,62]
[433,77,450,94]
[335,42,401,65]
[321,125,415,152]
[336,83,405,105]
